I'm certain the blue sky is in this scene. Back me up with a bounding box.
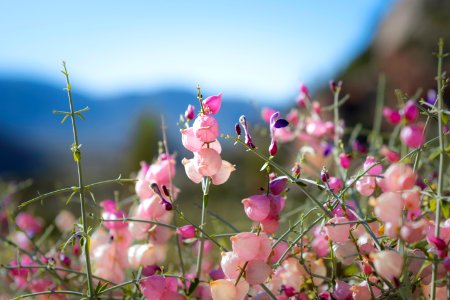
[0,1,395,103]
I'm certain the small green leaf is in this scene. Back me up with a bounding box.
[343,264,359,277]
[429,199,437,212]
[442,112,448,125]
[73,150,81,162]
[260,161,269,171]
[428,148,442,161]
[442,201,450,219]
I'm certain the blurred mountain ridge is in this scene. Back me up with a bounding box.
[0,77,261,180]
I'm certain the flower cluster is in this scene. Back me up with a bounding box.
[181,93,235,185]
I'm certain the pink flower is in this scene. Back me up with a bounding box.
[270,241,289,263]
[402,100,418,122]
[311,227,330,258]
[363,156,382,176]
[242,195,271,222]
[269,176,288,195]
[181,127,222,153]
[286,108,299,126]
[210,279,249,300]
[221,251,245,279]
[355,176,376,196]
[324,217,350,243]
[182,155,234,185]
[140,275,185,300]
[380,146,400,163]
[328,177,344,193]
[383,107,401,125]
[333,280,352,300]
[383,163,417,192]
[400,123,425,148]
[402,188,421,211]
[193,115,219,143]
[128,244,166,269]
[261,107,276,123]
[372,250,403,281]
[54,210,76,233]
[176,225,195,239]
[231,232,271,261]
[15,212,43,237]
[203,93,222,115]
[245,260,271,285]
[101,200,127,230]
[339,153,351,169]
[375,192,403,224]
[194,148,222,177]
[210,160,235,185]
[400,219,427,244]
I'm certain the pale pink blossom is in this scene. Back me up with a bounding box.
[231,232,271,261]
[193,115,219,143]
[375,192,403,224]
[210,279,249,300]
[356,176,376,196]
[363,156,382,175]
[54,210,76,233]
[221,251,245,279]
[372,250,403,281]
[324,217,350,243]
[242,194,271,222]
[245,260,271,285]
[384,163,417,192]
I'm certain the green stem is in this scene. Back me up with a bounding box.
[62,62,95,299]
[195,177,210,282]
[13,290,83,299]
[431,38,446,300]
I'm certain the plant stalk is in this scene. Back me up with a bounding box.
[62,62,95,299]
[431,38,446,300]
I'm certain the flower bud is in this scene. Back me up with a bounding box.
[402,100,418,122]
[235,123,241,136]
[176,225,195,239]
[269,140,278,156]
[320,168,329,183]
[339,153,351,169]
[269,176,288,195]
[202,93,222,115]
[383,107,401,125]
[185,104,195,120]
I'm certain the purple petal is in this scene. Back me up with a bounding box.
[274,119,289,128]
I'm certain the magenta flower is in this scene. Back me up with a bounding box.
[383,107,401,125]
[339,153,352,169]
[202,92,222,115]
[400,123,425,148]
[402,100,419,122]
[176,225,196,239]
[185,104,195,120]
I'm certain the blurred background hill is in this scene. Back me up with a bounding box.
[1,0,450,227]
